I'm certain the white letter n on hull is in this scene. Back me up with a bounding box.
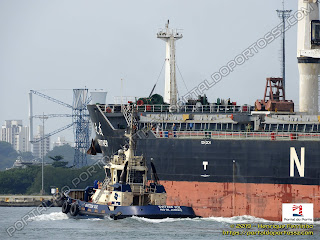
[290,147,305,177]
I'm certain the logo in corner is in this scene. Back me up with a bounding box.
[292,205,303,217]
[282,203,313,223]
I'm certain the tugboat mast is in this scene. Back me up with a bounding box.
[127,107,136,160]
[157,20,183,108]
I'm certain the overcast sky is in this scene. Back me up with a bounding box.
[0,0,300,143]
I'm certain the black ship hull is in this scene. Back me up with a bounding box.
[87,104,320,220]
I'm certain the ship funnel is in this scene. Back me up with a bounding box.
[297,0,320,113]
[157,21,183,108]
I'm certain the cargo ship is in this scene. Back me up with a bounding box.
[87,1,320,221]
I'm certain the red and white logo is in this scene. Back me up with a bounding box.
[282,203,313,222]
[292,205,303,217]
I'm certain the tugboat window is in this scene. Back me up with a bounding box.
[311,20,320,45]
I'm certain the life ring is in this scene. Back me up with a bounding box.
[106,107,112,113]
[62,201,70,214]
[137,100,144,106]
[70,202,79,216]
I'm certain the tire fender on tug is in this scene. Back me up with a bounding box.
[70,203,79,216]
[110,212,122,220]
[62,201,71,214]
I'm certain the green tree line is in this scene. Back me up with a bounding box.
[0,141,18,170]
[0,165,105,195]
[0,141,96,170]
[0,141,105,194]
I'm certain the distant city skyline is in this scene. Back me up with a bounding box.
[32,125,51,159]
[0,0,301,143]
[0,119,71,155]
[1,120,30,153]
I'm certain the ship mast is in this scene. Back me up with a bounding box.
[157,20,183,108]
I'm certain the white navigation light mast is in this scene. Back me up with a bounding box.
[157,20,183,107]
[297,0,320,113]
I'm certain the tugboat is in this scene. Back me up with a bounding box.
[61,108,197,220]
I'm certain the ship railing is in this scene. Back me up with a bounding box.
[151,130,320,141]
[129,184,144,193]
[98,104,253,114]
[93,177,110,203]
[134,104,253,113]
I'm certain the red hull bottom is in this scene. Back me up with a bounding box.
[161,181,320,221]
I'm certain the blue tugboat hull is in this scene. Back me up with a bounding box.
[68,200,197,220]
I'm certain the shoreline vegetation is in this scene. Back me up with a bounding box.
[0,165,105,195]
[0,141,105,195]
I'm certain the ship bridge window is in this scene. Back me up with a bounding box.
[311,20,320,45]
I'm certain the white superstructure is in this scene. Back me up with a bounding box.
[297,0,320,113]
[157,20,182,107]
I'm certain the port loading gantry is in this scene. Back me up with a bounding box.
[29,89,91,168]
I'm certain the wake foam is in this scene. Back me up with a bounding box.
[130,216,194,223]
[28,213,320,225]
[132,215,320,225]
[30,212,69,221]
[204,215,277,223]
[83,218,104,221]
[130,215,277,224]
